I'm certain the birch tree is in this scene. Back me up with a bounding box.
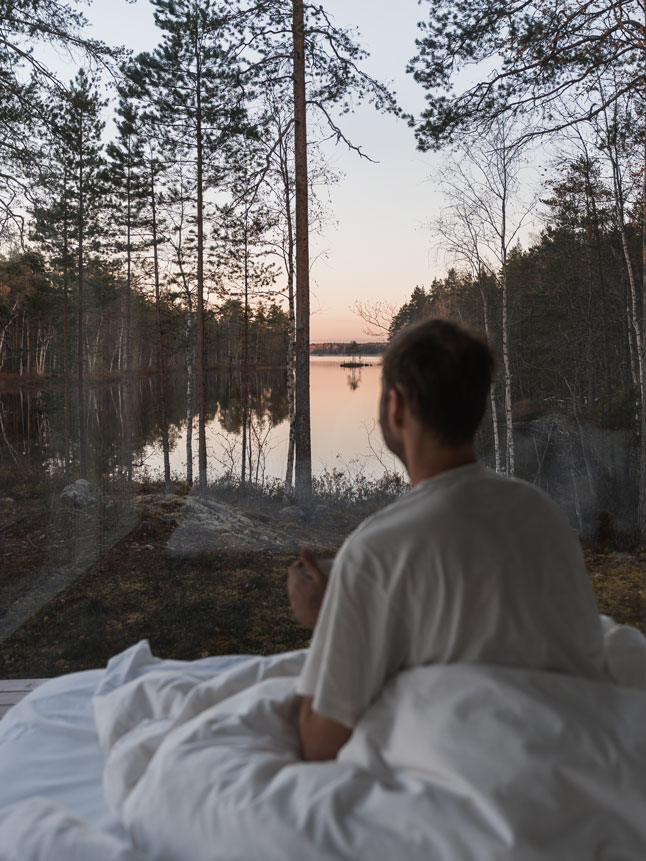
[410,0,646,535]
[433,120,536,474]
[434,206,502,472]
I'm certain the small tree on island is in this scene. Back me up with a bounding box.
[347,340,361,362]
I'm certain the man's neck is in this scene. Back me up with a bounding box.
[406,441,477,488]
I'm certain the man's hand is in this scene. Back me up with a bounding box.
[287,548,328,629]
[297,696,352,761]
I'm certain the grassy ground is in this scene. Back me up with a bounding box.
[586,552,645,632]
[0,477,644,678]
[0,477,358,677]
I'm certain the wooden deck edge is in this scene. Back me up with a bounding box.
[0,679,49,719]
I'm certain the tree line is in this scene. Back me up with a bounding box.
[310,342,385,356]
[0,251,289,376]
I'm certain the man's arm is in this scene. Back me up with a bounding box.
[288,550,352,760]
[297,695,352,762]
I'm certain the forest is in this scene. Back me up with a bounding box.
[0,0,403,501]
[2,0,646,539]
[0,250,289,377]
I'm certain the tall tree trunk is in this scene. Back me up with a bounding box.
[124,144,133,482]
[177,208,195,486]
[500,251,514,474]
[19,311,24,376]
[609,132,644,534]
[478,275,501,472]
[617,219,644,395]
[639,127,646,538]
[583,159,611,409]
[293,0,312,509]
[151,158,171,489]
[241,218,249,490]
[280,128,297,494]
[186,309,194,487]
[625,285,640,390]
[195,38,208,498]
[63,170,71,482]
[77,112,87,479]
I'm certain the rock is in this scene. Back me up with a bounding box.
[314,504,332,516]
[60,479,100,509]
[278,505,306,522]
[242,510,271,524]
[167,496,287,557]
[610,552,637,565]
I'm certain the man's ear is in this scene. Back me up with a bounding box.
[389,385,406,427]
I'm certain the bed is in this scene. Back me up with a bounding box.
[0,616,645,860]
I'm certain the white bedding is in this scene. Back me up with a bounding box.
[1,617,645,860]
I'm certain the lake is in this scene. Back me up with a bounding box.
[137,357,397,484]
[0,358,397,486]
[0,357,637,537]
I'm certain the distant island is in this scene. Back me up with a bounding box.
[310,341,386,356]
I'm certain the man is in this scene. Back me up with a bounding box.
[287,319,605,762]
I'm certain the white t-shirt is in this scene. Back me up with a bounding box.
[296,463,605,729]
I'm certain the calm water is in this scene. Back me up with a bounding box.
[0,357,637,536]
[0,358,397,486]
[140,357,397,483]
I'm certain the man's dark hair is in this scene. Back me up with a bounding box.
[382,318,495,444]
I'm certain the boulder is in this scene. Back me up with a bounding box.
[167,496,289,556]
[278,505,306,522]
[60,479,100,509]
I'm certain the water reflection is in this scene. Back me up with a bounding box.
[346,367,362,390]
[0,361,393,492]
[0,357,641,539]
[0,368,289,486]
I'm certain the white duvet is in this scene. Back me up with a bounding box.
[1,617,645,860]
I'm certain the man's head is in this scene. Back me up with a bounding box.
[379,318,495,462]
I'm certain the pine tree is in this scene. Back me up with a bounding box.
[0,0,115,241]
[213,137,279,489]
[131,0,255,497]
[33,69,106,478]
[144,135,172,489]
[105,87,150,375]
[105,86,150,481]
[236,0,401,507]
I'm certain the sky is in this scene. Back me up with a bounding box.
[66,0,447,341]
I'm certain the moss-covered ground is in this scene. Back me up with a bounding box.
[0,477,643,678]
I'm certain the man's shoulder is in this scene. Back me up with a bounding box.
[350,485,421,538]
[338,467,469,561]
[479,469,570,517]
[340,465,573,561]
[333,491,415,571]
